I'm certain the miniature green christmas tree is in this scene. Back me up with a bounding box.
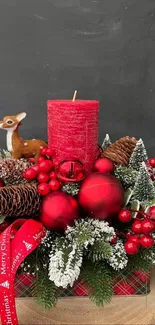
[128,139,148,171]
[132,162,155,203]
[102,134,112,151]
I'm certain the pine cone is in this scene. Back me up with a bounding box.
[0,158,32,185]
[103,136,137,166]
[0,183,41,217]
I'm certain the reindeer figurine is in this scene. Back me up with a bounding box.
[0,112,47,161]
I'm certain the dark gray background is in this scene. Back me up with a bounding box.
[0,0,155,154]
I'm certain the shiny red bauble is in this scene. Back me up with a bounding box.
[149,158,155,168]
[148,206,155,220]
[124,241,139,255]
[49,179,61,191]
[57,160,85,183]
[0,220,10,231]
[24,168,37,181]
[37,172,50,183]
[78,173,124,220]
[141,219,154,234]
[118,209,132,223]
[37,183,50,196]
[28,157,35,164]
[140,235,154,248]
[39,160,53,173]
[131,220,142,234]
[127,234,139,245]
[94,157,115,174]
[110,234,118,245]
[40,192,79,231]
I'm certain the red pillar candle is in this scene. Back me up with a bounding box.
[47,100,99,173]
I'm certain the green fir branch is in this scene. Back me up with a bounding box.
[81,260,114,306]
[31,270,57,310]
[87,240,112,262]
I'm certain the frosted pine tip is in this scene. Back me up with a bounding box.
[72,90,78,102]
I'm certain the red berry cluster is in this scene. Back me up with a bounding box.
[24,147,61,196]
[118,209,154,255]
[146,158,155,181]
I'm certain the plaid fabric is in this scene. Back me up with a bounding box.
[14,270,151,298]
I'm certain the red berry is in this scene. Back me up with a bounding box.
[141,219,154,234]
[24,168,37,181]
[49,171,57,179]
[149,158,155,168]
[28,157,35,164]
[118,209,132,223]
[124,241,139,255]
[110,234,118,245]
[37,183,50,196]
[127,234,140,245]
[46,148,53,157]
[148,206,155,220]
[37,172,50,183]
[131,220,142,234]
[39,160,53,173]
[32,165,40,174]
[140,235,154,248]
[37,156,45,163]
[49,179,61,191]
[40,147,47,156]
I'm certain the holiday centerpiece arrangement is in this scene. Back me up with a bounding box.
[0,93,155,324]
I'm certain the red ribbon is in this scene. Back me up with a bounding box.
[0,218,45,325]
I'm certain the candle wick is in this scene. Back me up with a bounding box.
[72,90,77,102]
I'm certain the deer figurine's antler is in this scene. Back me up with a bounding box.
[0,112,47,161]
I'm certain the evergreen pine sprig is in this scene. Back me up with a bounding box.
[129,139,148,171]
[114,166,138,189]
[87,240,112,262]
[102,134,112,151]
[0,149,11,159]
[81,260,115,306]
[31,269,58,310]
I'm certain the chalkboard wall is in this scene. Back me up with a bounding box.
[0,0,155,154]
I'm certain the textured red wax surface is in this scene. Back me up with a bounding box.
[47,100,99,173]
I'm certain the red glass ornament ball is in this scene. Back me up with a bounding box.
[141,219,154,234]
[0,220,10,232]
[37,172,50,183]
[131,220,142,234]
[40,147,48,156]
[49,171,57,179]
[94,157,115,174]
[124,241,139,255]
[24,168,37,181]
[40,192,79,231]
[118,209,132,223]
[148,206,155,220]
[37,183,50,196]
[149,158,155,168]
[37,156,45,163]
[39,160,53,173]
[49,179,61,191]
[127,234,140,245]
[140,235,154,248]
[78,173,124,220]
[57,160,85,182]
